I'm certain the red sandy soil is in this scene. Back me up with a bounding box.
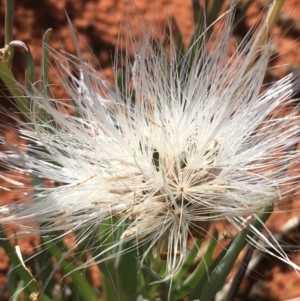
[0,1,300,300]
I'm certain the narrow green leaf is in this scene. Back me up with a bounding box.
[0,225,51,301]
[224,240,257,301]
[45,240,99,301]
[192,0,202,27]
[9,41,35,93]
[172,238,203,283]
[40,28,52,96]
[139,244,162,299]
[7,263,20,298]
[89,219,125,301]
[98,260,121,301]
[11,280,24,301]
[116,242,139,299]
[27,175,57,298]
[173,229,218,300]
[207,0,225,28]
[170,16,184,62]
[35,239,57,297]
[199,228,247,301]
[0,61,29,119]
[199,206,273,301]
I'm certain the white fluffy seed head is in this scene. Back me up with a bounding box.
[1,4,300,279]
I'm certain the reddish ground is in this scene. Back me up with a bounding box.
[0,0,300,300]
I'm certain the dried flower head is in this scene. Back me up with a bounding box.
[1,3,300,279]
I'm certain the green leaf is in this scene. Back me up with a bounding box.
[45,239,99,301]
[173,229,218,299]
[206,0,225,28]
[116,242,139,299]
[172,238,203,283]
[9,41,35,93]
[91,218,129,301]
[0,225,51,301]
[198,206,273,301]
[11,280,25,301]
[199,228,248,301]
[0,61,29,119]
[40,28,52,96]
[35,239,57,298]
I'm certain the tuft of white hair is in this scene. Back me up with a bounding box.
[1,4,300,280]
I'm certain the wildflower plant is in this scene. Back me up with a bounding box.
[0,0,300,300]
